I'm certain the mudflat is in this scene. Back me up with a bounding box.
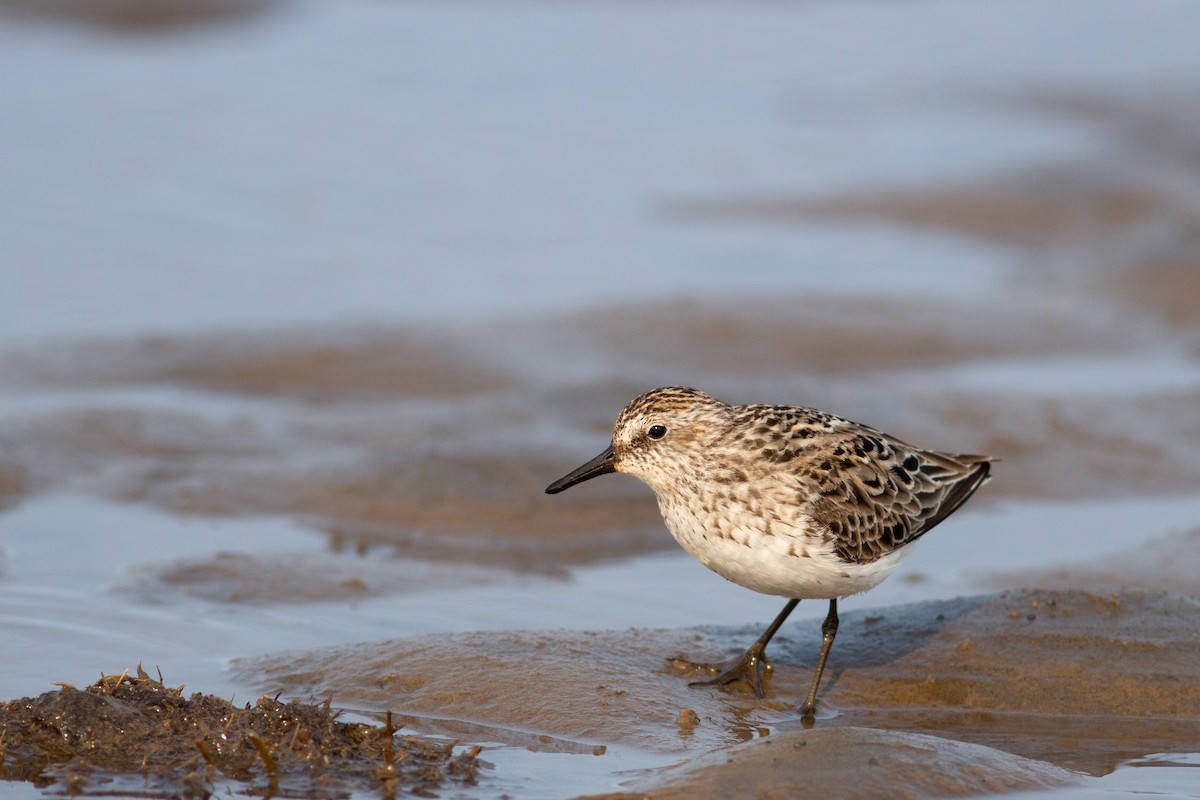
[231,589,1198,795]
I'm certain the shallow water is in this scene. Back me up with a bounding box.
[3,0,1200,797]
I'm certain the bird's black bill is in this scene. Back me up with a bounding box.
[545,446,617,494]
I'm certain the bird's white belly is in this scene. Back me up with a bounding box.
[659,498,910,600]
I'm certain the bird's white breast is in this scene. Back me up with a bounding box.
[656,493,909,600]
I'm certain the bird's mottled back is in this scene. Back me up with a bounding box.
[724,401,991,563]
[608,387,991,569]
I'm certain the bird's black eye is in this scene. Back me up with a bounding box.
[648,424,667,440]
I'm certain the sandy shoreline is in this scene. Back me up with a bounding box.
[235,589,1199,795]
[3,282,1199,580]
[5,311,1198,795]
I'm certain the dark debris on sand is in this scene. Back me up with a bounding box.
[0,667,479,798]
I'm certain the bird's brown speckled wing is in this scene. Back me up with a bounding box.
[744,405,992,564]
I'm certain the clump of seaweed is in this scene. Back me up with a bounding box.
[0,666,479,798]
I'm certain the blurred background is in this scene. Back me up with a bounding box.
[1,0,1199,792]
[4,0,1197,345]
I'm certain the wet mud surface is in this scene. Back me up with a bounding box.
[0,669,478,798]
[0,462,25,514]
[3,586,1195,797]
[236,590,1200,794]
[669,171,1168,249]
[667,88,1199,260]
[3,284,1200,589]
[582,727,1079,800]
[817,590,1200,774]
[0,0,279,33]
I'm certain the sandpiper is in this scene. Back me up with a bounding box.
[546,386,991,718]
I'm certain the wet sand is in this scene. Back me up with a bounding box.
[585,728,1079,800]
[3,282,1200,585]
[0,0,277,32]
[235,590,1199,795]
[0,462,25,513]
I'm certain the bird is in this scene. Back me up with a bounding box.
[545,386,992,718]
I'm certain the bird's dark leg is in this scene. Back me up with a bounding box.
[678,599,800,698]
[800,599,839,719]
